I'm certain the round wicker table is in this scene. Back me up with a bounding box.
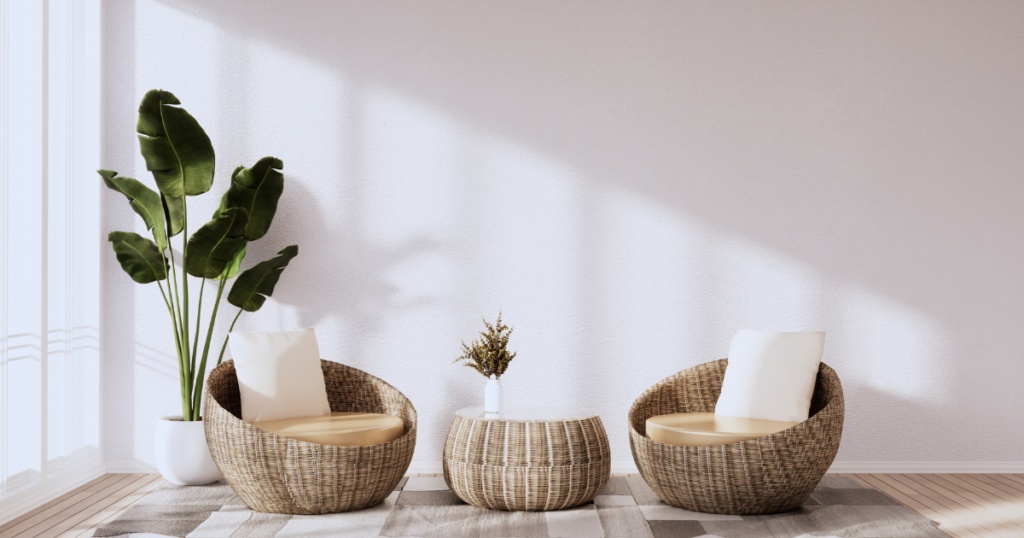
[443,407,611,511]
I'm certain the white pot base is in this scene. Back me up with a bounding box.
[155,416,222,486]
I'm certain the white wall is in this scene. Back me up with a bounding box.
[101,0,1024,471]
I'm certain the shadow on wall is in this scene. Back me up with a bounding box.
[158,0,1024,321]
[256,177,445,353]
[104,0,1024,465]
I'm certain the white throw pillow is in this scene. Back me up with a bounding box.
[228,328,332,423]
[714,329,825,423]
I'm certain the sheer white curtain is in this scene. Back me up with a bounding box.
[0,0,101,517]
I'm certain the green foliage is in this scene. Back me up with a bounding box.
[162,194,185,237]
[454,313,517,379]
[215,240,247,281]
[228,245,299,312]
[184,207,249,279]
[107,231,168,284]
[136,89,215,197]
[99,171,169,250]
[101,89,299,421]
[217,157,284,241]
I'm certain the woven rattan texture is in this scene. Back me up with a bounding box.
[628,359,844,515]
[203,360,417,515]
[443,414,611,511]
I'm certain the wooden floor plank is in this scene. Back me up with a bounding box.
[66,476,165,538]
[932,475,1024,523]
[993,474,1024,488]
[872,473,991,538]
[969,475,1023,497]
[55,475,165,538]
[972,475,1024,508]
[954,475,1024,503]
[0,475,140,538]
[886,474,1009,538]
[853,474,973,538]
[27,475,156,538]
[905,474,1024,537]
[888,474,1008,538]
[0,475,117,534]
[855,473,976,538]
[982,474,1024,496]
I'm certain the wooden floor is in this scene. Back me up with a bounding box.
[846,474,1024,538]
[1,473,1022,537]
[0,474,165,538]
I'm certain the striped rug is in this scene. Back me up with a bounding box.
[93,475,946,537]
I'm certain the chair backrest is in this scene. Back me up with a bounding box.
[206,360,243,418]
[807,362,843,419]
[628,359,842,435]
[205,359,418,434]
[320,360,417,433]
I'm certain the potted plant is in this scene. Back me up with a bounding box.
[101,89,298,485]
[453,313,516,416]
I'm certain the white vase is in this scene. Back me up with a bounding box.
[484,375,503,416]
[155,416,222,486]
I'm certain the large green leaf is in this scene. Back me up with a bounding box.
[108,231,168,284]
[228,245,298,312]
[214,240,247,281]
[220,157,284,240]
[214,166,245,218]
[98,170,168,250]
[136,89,215,197]
[207,169,246,279]
[184,208,249,279]
[162,194,185,237]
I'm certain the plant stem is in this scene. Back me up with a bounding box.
[191,277,205,376]
[158,195,189,419]
[166,241,190,417]
[180,201,192,419]
[191,277,226,420]
[216,309,244,367]
[158,281,190,418]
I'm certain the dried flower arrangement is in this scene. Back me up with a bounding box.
[454,313,517,379]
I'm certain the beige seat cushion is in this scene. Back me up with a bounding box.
[646,412,797,447]
[252,412,405,447]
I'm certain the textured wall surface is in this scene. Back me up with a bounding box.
[101,0,1024,469]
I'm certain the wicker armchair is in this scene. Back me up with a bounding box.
[628,359,843,515]
[204,360,417,514]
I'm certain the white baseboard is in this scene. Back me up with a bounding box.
[612,461,640,474]
[0,460,105,526]
[827,461,1024,473]
[405,462,444,474]
[105,461,158,474]
[408,460,1024,475]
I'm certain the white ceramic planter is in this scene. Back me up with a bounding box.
[484,375,503,416]
[155,416,222,485]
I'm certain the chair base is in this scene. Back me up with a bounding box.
[204,360,418,514]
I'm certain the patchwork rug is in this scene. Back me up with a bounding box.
[94,475,947,538]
